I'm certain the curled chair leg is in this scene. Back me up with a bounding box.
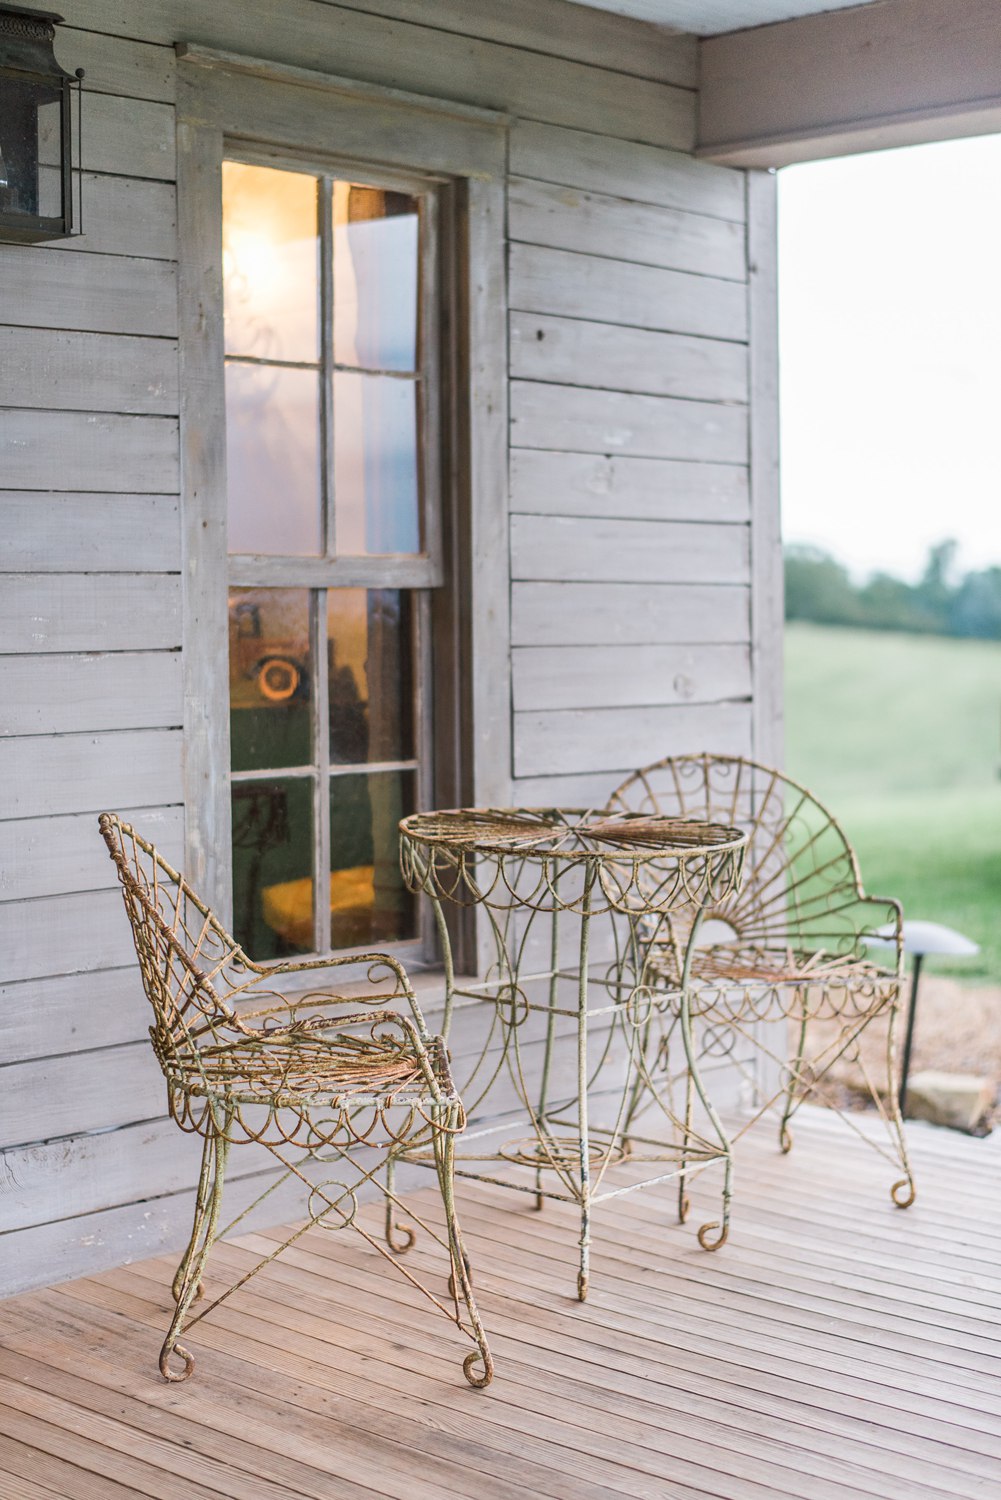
[678,1068,694,1224]
[384,1151,416,1253]
[885,992,916,1209]
[780,995,809,1154]
[162,1122,229,1382]
[436,1117,493,1388]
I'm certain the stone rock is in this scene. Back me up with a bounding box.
[905,1071,995,1133]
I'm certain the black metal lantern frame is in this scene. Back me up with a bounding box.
[0,4,83,243]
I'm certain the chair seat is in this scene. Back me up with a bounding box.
[166,1025,457,1110]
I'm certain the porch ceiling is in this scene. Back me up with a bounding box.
[568,0,885,34]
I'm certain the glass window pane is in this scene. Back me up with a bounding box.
[329,770,416,946]
[327,589,414,765]
[229,588,312,773]
[333,182,418,372]
[226,363,321,555]
[232,778,315,959]
[333,372,420,555]
[223,162,319,363]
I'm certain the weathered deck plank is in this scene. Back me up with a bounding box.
[0,1112,998,1500]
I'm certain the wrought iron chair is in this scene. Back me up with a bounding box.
[99,813,492,1388]
[607,755,915,1238]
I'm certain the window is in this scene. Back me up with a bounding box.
[221,158,440,960]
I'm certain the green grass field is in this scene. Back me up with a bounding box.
[784,622,1001,981]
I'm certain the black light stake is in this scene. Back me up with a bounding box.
[0,4,82,242]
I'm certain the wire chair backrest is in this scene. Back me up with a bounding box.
[607,754,869,954]
[99,813,249,1069]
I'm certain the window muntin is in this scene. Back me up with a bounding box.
[223,156,434,960]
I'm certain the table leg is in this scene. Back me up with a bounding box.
[677,899,734,1251]
[576,867,595,1301]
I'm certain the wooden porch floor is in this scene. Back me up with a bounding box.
[1,1109,999,1500]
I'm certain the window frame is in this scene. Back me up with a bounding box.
[176,47,511,972]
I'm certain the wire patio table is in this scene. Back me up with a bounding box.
[397,807,748,1299]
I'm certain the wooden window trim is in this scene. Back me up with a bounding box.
[176,50,510,967]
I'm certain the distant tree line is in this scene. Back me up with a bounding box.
[784,540,1001,639]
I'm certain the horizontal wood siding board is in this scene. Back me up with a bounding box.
[0,729,183,821]
[510,384,748,465]
[72,0,694,149]
[510,120,745,221]
[514,701,753,777]
[510,312,748,403]
[512,769,624,810]
[0,576,181,654]
[0,411,179,493]
[0,889,137,986]
[0,249,176,337]
[0,968,149,1067]
[0,651,182,737]
[508,176,746,282]
[0,495,180,573]
[510,515,750,585]
[80,92,176,181]
[0,1119,282,1235]
[47,174,178,261]
[510,450,750,523]
[0,1040,164,1148]
[64,28,175,103]
[0,328,179,415]
[513,643,752,712]
[510,244,748,342]
[512,582,750,647]
[0,806,184,905]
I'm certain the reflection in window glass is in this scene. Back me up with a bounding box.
[333,372,419,554]
[330,770,416,945]
[327,589,413,766]
[232,778,314,959]
[229,588,312,773]
[222,162,319,363]
[226,363,322,555]
[333,183,418,373]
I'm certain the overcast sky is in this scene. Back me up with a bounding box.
[777,134,1001,582]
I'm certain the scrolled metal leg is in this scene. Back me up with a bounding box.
[678,902,734,1252]
[678,1068,694,1224]
[161,1122,229,1382]
[384,1151,416,1253]
[436,1115,493,1389]
[885,989,916,1209]
[780,994,809,1155]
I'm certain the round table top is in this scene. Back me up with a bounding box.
[399,807,747,863]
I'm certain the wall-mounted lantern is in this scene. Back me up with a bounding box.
[0,5,82,243]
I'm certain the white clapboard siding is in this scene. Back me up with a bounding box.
[0,1120,281,1234]
[511,312,748,403]
[78,91,176,180]
[513,643,752,712]
[508,176,746,282]
[512,769,626,811]
[51,174,178,261]
[0,411,179,492]
[0,968,148,1066]
[0,328,179,415]
[511,515,750,585]
[510,120,745,221]
[312,0,699,86]
[64,28,176,103]
[0,249,176,336]
[0,729,183,820]
[0,576,181,654]
[511,243,747,342]
[0,495,180,573]
[511,383,748,464]
[0,805,184,903]
[0,889,137,985]
[515,701,753,777]
[510,450,750,523]
[0,1041,172,1151]
[0,651,182,737]
[513,582,750,647]
[68,0,694,151]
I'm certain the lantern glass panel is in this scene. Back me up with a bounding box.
[0,76,62,221]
